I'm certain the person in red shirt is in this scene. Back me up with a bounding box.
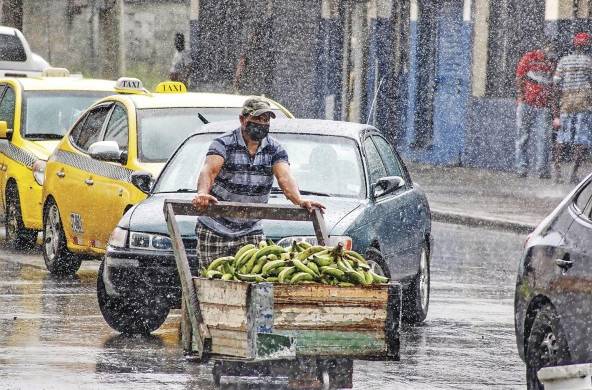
[515,41,558,178]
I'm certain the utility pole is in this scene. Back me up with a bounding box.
[98,0,122,79]
[1,0,23,31]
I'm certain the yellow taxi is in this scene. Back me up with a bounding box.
[0,68,119,249]
[41,79,292,275]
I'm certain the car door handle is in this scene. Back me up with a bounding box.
[84,178,94,186]
[554,258,573,270]
[56,170,65,178]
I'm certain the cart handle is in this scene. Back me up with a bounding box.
[164,199,329,245]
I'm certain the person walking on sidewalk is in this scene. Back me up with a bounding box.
[515,40,558,178]
[553,32,592,183]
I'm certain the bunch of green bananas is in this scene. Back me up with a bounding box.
[202,240,389,286]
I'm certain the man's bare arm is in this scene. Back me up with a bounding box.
[192,155,224,210]
[273,162,325,212]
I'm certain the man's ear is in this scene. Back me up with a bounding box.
[239,114,247,126]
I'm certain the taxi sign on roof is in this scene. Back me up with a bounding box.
[154,81,187,93]
[41,67,70,77]
[115,77,146,94]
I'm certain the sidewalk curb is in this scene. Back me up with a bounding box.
[431,209,536,234]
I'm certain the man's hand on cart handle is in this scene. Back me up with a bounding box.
[299,199,326,213]
[192,192,219,211]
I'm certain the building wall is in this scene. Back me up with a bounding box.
[15,0,189,86]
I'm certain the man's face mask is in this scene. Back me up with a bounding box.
[245,121,269,141]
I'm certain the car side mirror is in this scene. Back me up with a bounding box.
[0,121,13,140]
[88,141,124,163]
[131,171,154,194]
[371,176,406,200]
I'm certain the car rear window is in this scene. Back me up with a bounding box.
[0,34,26,62]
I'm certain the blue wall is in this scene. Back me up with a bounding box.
[401,2,473,167]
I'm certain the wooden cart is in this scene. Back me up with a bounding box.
[164,199,402,388]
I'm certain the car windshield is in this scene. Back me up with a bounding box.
[153,132,366,199]
[136,107,287,163]
[22,91,111,139]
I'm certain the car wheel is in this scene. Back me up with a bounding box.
[402,245,430,324]
[5,184,37,249]
[526,305,571,390]
[42,199,81,275]
[97,260,170,335]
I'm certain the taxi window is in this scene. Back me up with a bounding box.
[363,137,387,184]
[103,105,128,150]
[0,34,26,62]
[72,105,111,152]
[0,87,15,129]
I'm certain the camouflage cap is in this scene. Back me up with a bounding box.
[241,97,277,118]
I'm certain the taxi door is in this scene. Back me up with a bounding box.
[57,103,112,248]
[0,84,14,211]
[85,104,132,250]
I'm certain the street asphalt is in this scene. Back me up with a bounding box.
[0,222,526,389]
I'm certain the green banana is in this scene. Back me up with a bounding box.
[346,250,367,264]
[278,266,296,283]
[292,258,317,276]
[297,245,328,261]
[266,276,279,283]
[206,270,223,279]
[320,266,345,278]
[254,245,286,261]
[222,273,234,281]
[207,256,234,272]
[336,258,353,273]
[290,272,314,283]
[312,254,334,267]
[307,261,320,275]
[244,252,263,274]
[237,273,265,283]
[298,240,312,249]
[363,271,373,285]
[235,244,255,261]
[258,240,268,249]
[261,259,286,276]
[369,271,389,284]
[346,270,366,284]
[251,256,267,274]
[266,239,275,246]
[338,282,355,287]
[236,248,257,268]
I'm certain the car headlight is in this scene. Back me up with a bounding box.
[276,235,352,250]
[129,231,173,251]
[32,160,46,186]
[108,227,128,248]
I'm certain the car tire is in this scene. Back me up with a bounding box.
[402,245,430,324]
[42,198,82,275]
[526,305,571,390]
[5,184,37,249]
[97,260,170,335]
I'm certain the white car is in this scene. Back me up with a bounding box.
[0,26,49,77]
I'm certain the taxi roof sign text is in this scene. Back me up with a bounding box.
[115,77,146,94]
[154,81,187,93]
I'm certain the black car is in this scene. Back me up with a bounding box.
[98,119,432,334]
[515,173,592,389]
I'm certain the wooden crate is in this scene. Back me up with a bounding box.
[191,278,401,360]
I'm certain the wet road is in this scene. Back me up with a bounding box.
[0,222,525,389]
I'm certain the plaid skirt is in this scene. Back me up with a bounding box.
[196,223,265,267]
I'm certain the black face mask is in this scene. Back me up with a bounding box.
[245,121,269,141]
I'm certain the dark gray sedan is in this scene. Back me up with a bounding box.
[515,173,592,389]
[98,119,432,334]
